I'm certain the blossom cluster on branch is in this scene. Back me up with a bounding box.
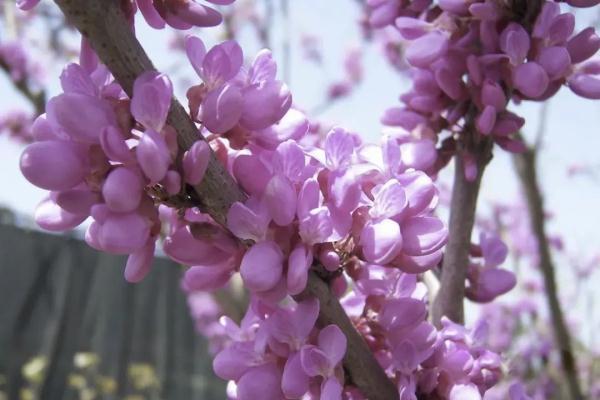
[366,0,600,177]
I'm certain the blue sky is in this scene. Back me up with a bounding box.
[1,0,598,344]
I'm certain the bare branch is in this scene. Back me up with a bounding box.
[513,135,584,400]
[0,61,46,116]
[431,133,493,326]
[52,1,398,398]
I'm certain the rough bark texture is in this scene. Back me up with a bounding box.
[513,146,584,400]
[52,1,398,398]
[432,137,492,326]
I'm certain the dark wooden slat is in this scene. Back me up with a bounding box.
[0,224,225,399]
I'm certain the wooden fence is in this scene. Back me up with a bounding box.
[0,223,225,400]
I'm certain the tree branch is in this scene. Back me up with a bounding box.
[0,60,46,116]
[512,136,584,400]
[431,134,493,326]
[52,1,398,398]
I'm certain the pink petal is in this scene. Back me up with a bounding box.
[476,105,497,135]
[254,108,309,149]
[20,141,87,191]
[318,325,347,366]
[227,200,270,242]
[183,264,234,291]
[201,84,243,133]
[137,0,165,29]
[55,189,99,216]
[98,213,150,254]
[124,240,155,283]
[136,130,171,183]
[360,219,403,264]
[213,343,255,380]
[401,216,447,256]
[567,27,600,64]
[236,364,283,400]
[394,249,443,273]
[300,346,330,377]
[325,127,354,170]
[274,140,306,182]
[183,140,210,185]
[248,49,277,83]
[399,139,437,171]
[449,384,481,400]
[47,93,116,143]
[185,35,207,77]
[163,226,230,265]
[297,178,320,219]
[568,73,600,99]
[233,154,271,195]
[321,377,344,400]
[131,72,173,132]
[102,167,144,213]
[406,31,448,68]
[370,179,408,220]
[287,245,314,295]
[537,46,571,80]
[239,241,284,292]
[35,197,87,232]
[202,40,243,82]
[60,63,98,96]
[282,352,310,399]
[240,81,292,130]
[500,23,530,64]
[513,62,549,98]
[264,175,297,226]
[394,17,431,40]
[100,126,134,164]
[379,298,427,330]
[299,207,332,245]
[170,1,222,28]
[480,233,508,267]
[397,171,436,217]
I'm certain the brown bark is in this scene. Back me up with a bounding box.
[432,134,493,327]
[513,142,584,400]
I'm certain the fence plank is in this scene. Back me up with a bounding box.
[0,224,225,399]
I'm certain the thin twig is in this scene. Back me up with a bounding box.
[0,61,46,116]
[51,1,398,398]
[512,135,584,400]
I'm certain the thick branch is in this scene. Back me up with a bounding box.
[431,137,492,326]
[513,140,584,400]
[52,1,398,398]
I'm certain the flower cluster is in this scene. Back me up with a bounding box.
[18,36,291,284]
[17,0,236,29]
[211,299,347,400]
[366,0,600,175]
[465,233,516,303]
[336,263,503,399]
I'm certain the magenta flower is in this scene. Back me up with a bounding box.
[300,325,347,400]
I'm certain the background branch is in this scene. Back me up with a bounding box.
[0,61,46,116]
[512,135,584,400]
[52,1,398,398]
